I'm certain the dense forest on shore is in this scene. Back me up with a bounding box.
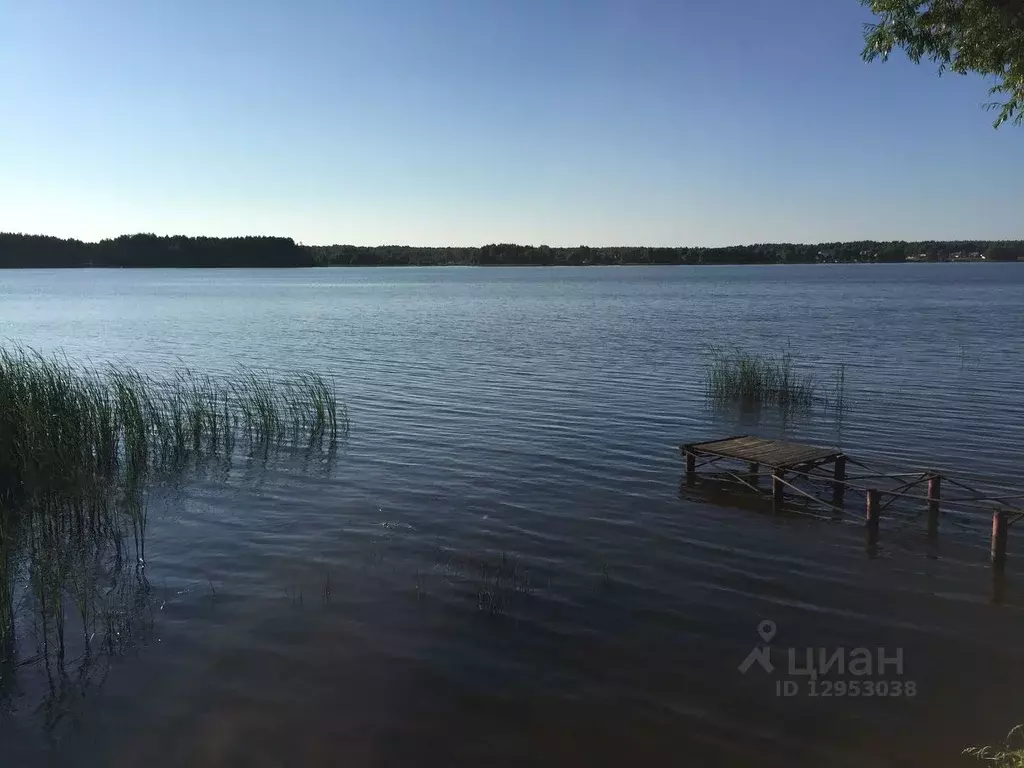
[1,233,1022,268]
[310,241,1024,266]
[0,234,312,268]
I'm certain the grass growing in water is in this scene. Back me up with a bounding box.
[705,346,816,407]
[0,346,347,674]
[964,726,1024,767]
[0,346,346,505]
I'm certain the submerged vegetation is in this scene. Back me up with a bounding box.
[704,346,846,410]
[0,347,346,695]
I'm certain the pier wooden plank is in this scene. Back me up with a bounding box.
[688,435,841,469]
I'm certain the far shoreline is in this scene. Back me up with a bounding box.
[3,260,1023,271]
[2,233,1022,269]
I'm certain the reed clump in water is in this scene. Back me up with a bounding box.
[0,346,347,663]
[704,346,816,407]
[0,346,346,505]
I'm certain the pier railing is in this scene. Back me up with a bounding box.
[681,436,1023,574]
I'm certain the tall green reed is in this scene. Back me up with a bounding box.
[704,346,816,407]
[0,346,346,505]
[704,346,850,412]
[0,345,347,671]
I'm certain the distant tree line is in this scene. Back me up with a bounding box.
[310,240,1024,267]
[0,233,311,268]
[2,233,1022,268]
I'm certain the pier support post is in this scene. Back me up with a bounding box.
[866,489,880,539]
[748,462,759,488]
[927,474,941,535]
[991,510,1008,572]
[684,446,696,486]
[832,455,846,507]
[772,471,785,513]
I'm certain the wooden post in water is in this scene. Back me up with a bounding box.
[927,474,941,535]
[748,462,760,488]
[683,445,696,486]
[832,455,846,507]
[866,489,880,538]
[991,510,1008,572]
[772,471,785,513]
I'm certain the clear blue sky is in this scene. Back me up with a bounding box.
[1,0,1021,246]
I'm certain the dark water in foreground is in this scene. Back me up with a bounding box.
[2,264,1024,767]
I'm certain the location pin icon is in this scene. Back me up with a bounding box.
[757,620,777,643]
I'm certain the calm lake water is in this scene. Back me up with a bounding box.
[2,264,1023,767]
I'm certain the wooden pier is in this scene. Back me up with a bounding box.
[680,435,1023,572]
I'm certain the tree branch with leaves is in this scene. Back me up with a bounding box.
[861,0,1024,126]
